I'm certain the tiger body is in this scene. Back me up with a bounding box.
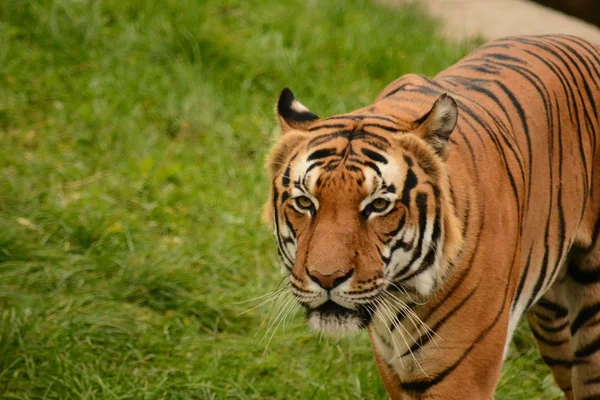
[265,35,600,399]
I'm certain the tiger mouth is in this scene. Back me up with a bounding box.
[305,300,373,335]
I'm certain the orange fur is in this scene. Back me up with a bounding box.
[265,35,600,398]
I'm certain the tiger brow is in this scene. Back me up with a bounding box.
[307,130,391,148]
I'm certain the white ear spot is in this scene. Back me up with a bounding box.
[291,99,310,113]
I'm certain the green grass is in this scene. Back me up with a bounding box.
[0,0,561,398]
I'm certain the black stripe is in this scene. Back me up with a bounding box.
[461,63,500,75]
[381,76,436,98]
[384,213,407,237]
[512,247,533,312]
[536,299,569,319]
[401,169,418,206]
[397,207,442,283]
[486,52,527,64]
[575,336,600,358]
[532,310,554,324]
[282,153,298,187]
[273,186,295,268]
[568,261,600,284]
[585,376,600,386]
[541,355,572,368]
[364,139,389,151]
[362,123,399,133]
[305,161,324,174]
[526,228,551,311]
[284,213,296,237]
[536,320,569,333]
[308,123,347,132]
[530,324,568,346]
[361,148,388,164]
[282,164,291,187]
[493,78,530,190]
[547,96,568,287]
[571,302,600,335]
[393,193,428,280]
[307,148,337,161]
[399,247,437,284]
[307,130,392,148]
[363,115,398,123]
[382,236,412,264]
[372,327,392,348]
[401,289,476,358]
[320,114,397,123]
[578,395,600,400]
[363,161,381,177]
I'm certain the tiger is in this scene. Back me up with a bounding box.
[264,34,600,399]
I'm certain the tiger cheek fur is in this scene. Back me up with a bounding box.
[264,35,600,399]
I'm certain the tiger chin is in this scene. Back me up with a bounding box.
[264,35,600,399]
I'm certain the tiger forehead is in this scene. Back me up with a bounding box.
[305,114,404,150]
[300,138,390,175]
[307,112,408,137]
[311,169,368,195]
[292,137,404,196]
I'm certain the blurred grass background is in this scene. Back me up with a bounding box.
[0,0,562,398]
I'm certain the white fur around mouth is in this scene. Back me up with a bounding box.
[307,311,365,336]
[305,301,371,336]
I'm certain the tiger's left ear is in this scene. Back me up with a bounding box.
[276,88,319,133]
[412,93,458,161]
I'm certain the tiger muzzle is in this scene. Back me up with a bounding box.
[306,268,354,290]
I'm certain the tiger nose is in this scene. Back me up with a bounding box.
[307,268,354,290]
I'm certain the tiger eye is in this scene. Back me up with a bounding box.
[371,198,390,212]
[295,196,313,210]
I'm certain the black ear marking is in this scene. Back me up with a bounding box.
[276,88,319,133]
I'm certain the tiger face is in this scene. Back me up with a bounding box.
[265,89,462,335]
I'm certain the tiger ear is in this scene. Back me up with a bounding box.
[276,88,319,133]
[412,93,458,160]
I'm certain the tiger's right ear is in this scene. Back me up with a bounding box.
[276,88,319,133]
[411,93,458,161]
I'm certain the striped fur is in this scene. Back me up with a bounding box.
[264,35,600,398]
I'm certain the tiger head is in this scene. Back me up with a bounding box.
[264,88,463,335]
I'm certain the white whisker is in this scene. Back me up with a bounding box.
[373,297,405,368]
[263,296,298,356]
[252,290,290,343]
[234,286,287,305]
[384,289,441,347]
[261,295,296,356]
[378,295,428,377]
[236,287,287,316]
